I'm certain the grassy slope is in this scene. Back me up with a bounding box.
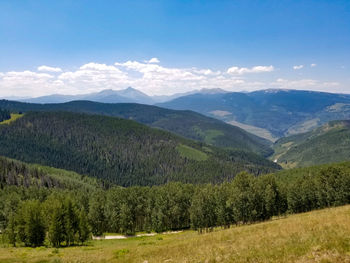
[0,100,273,156]
[0,113,23,125]
[176,144,209,161]
[1,205,350,262]
[272,120,350,168]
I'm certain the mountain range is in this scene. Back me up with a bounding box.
[22,88,350,141]
[158,89,350,140]
[5,87,350,170]
[21,87,229,104]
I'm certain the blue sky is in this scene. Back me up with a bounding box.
[0,0,349,97]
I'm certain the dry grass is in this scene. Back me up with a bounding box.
[0,113,23,125]
[1,205,350,262]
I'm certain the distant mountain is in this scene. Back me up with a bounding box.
[0,111,280,186]
[25,94,79,104]
[157,89,350,139]
[272,120,350,168]
[23,87,155,104]
[22,87,228,104]
[152,88,228,103]
[0,100,273,156]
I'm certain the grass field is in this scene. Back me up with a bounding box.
[0,113,23,125]
[176,144,208,161]
[1,205,350,262]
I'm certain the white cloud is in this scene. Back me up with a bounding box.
[272,78,339,92]
[146,57,160,64]
[0,71,55,97]
[0,60,344,97]
[293,65,304,70]
[310,63,317,67]
[227,65,274,74]
[79,62,120,71]
[37,65,62,72]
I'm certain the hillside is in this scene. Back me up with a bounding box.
[157,89,350,139]
[0,111,279,186]
[0,156,101,190]
[0,100,273,156]
[1,205,350,262]
[272,120,350,168]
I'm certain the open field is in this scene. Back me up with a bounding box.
[1,205,350,263]
[0,113,23,125]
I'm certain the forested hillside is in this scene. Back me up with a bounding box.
[0,111,279,186]
[272,120,350,168]
[0,156,101,190]
[0,100,272,156]
[1,157,349,247]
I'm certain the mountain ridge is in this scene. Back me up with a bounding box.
[0,111,280,186]
[157,89,350,138]
[0,100,273,156]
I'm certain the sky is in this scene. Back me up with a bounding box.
[0,0,349,97]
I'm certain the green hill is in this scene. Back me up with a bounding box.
[0,111,279,186]
[0,100,272,156]
[272,120,350,168]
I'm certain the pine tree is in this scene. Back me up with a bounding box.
[78,210,90,244]
[88,193,106,236]
[64,198,78,246]
[6,212,16,247]
[23,201,46,247]
[48,204,65,247]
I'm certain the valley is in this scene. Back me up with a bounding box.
[1,93,350,262]
[1,1,349,262]
[272,120,350,168]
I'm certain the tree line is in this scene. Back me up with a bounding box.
[1,164,350,247]
[0,108,10,122]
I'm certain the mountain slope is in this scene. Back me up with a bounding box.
[0,100,273,156]
[0,156,101,190]
[0,111,280,186]
[157,89,350,138]
[272,120,350,168]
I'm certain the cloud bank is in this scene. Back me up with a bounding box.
[0,59,341,97]
[37,65,62,72]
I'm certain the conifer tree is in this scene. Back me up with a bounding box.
[23,201,45,247]
[78,210,90,244]
[6,212,16,247]
[88,193,106,236]
[48,204,65,247]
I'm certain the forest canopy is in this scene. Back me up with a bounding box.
[1,156,350,247]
